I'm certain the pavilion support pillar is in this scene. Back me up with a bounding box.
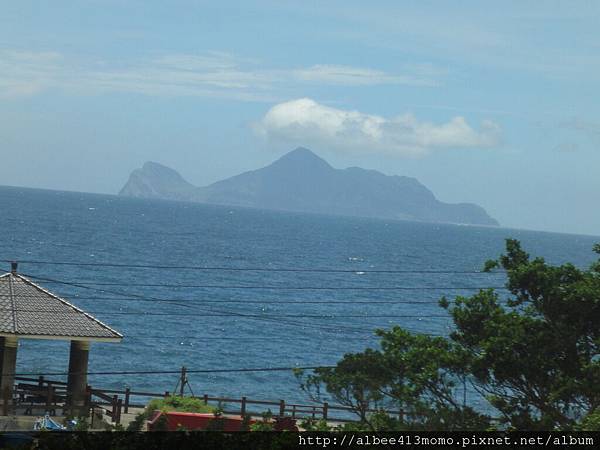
[67,340,90,417]
[0,337,5,380]
[0,336,18,415]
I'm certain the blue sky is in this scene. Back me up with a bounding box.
[1,1,599,235]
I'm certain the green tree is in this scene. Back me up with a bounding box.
[375,327,488,430]
[298,349,388,424]
[447,239,600,429]
[301,239,600,431]
[299,330,487,430]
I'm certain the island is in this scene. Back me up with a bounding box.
[119,147,499,226]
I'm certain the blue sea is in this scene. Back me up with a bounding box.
[0,185,598,406]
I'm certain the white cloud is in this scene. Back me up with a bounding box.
[153,52,241,71]
[0,50,440,101]
[255,98,501,156]
[0,50,63,98]
[292,64,438,87]
[0,80,44,98]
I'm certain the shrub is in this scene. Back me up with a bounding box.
[300,418,331,431]
[126,411,148,432]
[250,410,274,431]
[146,395,215,414]
[577,410,600,431]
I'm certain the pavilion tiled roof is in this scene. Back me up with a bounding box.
[0,272,122,342]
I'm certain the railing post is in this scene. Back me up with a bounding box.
[124,388,130,414]
[323,402,328,420]
[312,406,316,419]
[111,395,118,423]
[38,376,44,388]
[85,385,92,407]
[279,400,285,417]
[46,385,53,408]
[292,405,296,419]
[240,396,246,416]
[203,394,208,405]
[116,399,123,424]
[179,366,187,396]
[2,386,9,416]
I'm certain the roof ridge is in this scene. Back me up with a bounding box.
[7,274,17,334]
[13,274,123,340]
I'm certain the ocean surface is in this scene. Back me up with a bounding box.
[0,185,598,407]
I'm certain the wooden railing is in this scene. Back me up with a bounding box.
[12,375,401,426]
[13,376,68,416]
[88,388,400,425]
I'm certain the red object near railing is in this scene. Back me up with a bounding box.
[146,411,299,431]
[147,411,251,431]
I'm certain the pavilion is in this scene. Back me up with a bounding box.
[0,262,122,416]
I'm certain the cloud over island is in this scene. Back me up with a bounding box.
[255,98,501,156]
[0,50,440,101]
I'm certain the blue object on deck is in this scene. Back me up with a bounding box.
[33,413,67,431]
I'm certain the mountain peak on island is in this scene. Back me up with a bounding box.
[284,146,318,158]
[119,160,195,200]
[141,161,186,179]
[119,148,499,226]
[270,147,332,170]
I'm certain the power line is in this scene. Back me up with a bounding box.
[126,335,379,340]
[57,297,499,304]
[0,293,505,304]
[19,272,344,334]
[15,272,459,336]
[124,331,446,340]
[2,289,510,301]
[3,259,502,274]
[47,296,479,305]
[0,308,451,319]
[25,276,506,291]
[20,273,197,310]
[12,365,337,377]
[23,274,386,335]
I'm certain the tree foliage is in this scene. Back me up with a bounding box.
[299,239,600,430]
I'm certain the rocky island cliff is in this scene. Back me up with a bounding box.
[119,147,499,226]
